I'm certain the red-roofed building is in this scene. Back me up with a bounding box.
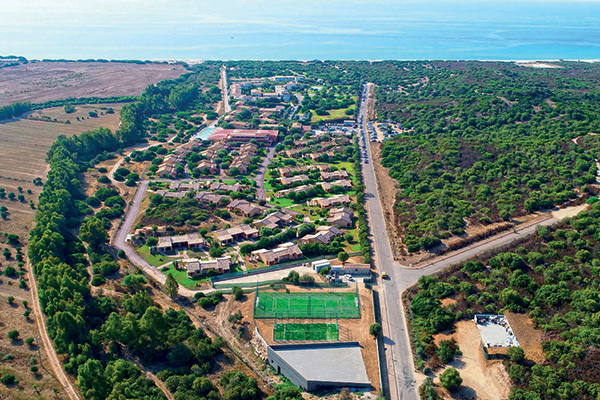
[208,128,279,144]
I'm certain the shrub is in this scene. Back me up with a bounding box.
[439,368,462,391]
[369,322,382,336]
[1,374,17,385]
[232,286,244,300]
[4,266,16,277]
[97,175,111,184]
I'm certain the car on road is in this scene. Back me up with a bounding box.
[381,272,389,279]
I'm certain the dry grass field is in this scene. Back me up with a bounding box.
[0,104,122,241]
[0,104,123,398]
[0,282,67,399]
[0,61,188,107]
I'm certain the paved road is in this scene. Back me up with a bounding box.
[221,65,231,113]
[256,146,276,200]
[358,83,418,400]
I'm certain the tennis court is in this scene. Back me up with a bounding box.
[254,291,360,319]
[274,323,339,341]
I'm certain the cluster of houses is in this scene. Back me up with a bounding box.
[308,194,351,208]
[318,179,353,192]
[221,105,286,130]
[177,256,232,276]
[149,202,355,278]
[153,179,247,204]
[230,75,301,103]
[277,163,331,177]
[287,135,353,161]
[229,142,259,175]
[251,242,303,266]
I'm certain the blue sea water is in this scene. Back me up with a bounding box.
[1,0,599,61]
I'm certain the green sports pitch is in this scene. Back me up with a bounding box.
[254,291,360,319]
[274,323,339,341]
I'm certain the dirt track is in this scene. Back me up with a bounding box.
[0,61,187,106]
[28,262,82,400]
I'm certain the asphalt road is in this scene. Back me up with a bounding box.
[357,83,419,400]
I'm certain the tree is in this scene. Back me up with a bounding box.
[369,323,382,337]
[79,217,108,248]
[164,272,179,298]
[285,270,300,284]
[232,286,244,300]
[338,251,349,264]
[7,330,19,340]
[146,237,158,247]
[439,368,462,391]
[507,346,525,363]
[78,359,108,400]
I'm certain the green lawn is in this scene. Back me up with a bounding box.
[270,197,296,207]
[255,292,360,319]
[137,245,182,267]
[310,108,353,123]
[160,262,199,289]
[274,323,339,341]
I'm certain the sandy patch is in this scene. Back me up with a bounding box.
[434,320,511,400]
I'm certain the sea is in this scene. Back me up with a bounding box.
[1,0,600,61]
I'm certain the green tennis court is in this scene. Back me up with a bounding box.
[274,323,339,341]
[254,291,360,319]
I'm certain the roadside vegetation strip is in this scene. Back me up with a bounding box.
[254,292,360,319]
[274,323,339,341]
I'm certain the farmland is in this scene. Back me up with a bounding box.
[0,61,188,107]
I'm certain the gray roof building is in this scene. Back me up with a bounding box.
[267,342,371,391]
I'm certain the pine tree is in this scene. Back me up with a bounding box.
[164,272,179,298]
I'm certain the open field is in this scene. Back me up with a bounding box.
[0,61,187,107]
[254,291,360,319]
[0,105,122,241]
[273,323,338,341]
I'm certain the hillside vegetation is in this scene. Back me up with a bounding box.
[374,62,600,251]
[408,200,600,399]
